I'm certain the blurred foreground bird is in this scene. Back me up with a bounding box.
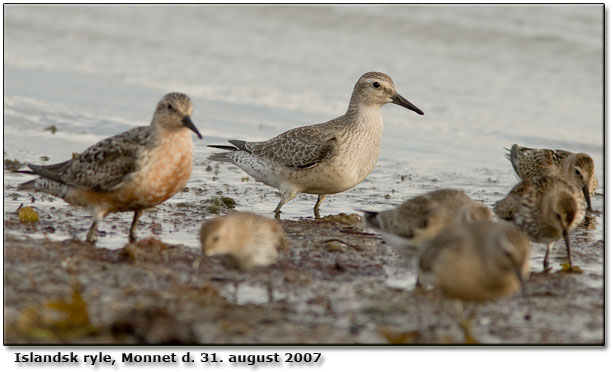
[362,189,491,258]
[418,220,531,342]
[196,212,288,302]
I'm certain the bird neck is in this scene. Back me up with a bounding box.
[344,102,384,129]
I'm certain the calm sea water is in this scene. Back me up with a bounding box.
[3,5,603,263]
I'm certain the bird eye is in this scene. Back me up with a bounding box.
[575,169,582,176]
[373,82,381,88]
[167,103,174,111]
[555,213,562,221]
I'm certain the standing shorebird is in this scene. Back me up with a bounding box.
[362,189,491,255]
[506,144,597,211]
[17,92,202,244]
[208,72,424,217]
[197,212,288,302]
[494,175,585,272]
[418,220,531,342]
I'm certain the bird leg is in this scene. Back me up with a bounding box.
[313,194,327,219]
[543,242,553,272]
[189,253,206,283]
[274,191,298,219]
[562,229,573,270]
[85,219,99,244]
[266,276,274,303]
[232,277,240,304]
[456,301,479,344]
[129,209,143,243]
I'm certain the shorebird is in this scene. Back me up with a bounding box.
[494,175,585,272]
[418,220,531,342]
[506,144,597,211]
[208,72,424,218]
[17,92,202,243]
[197,212,288,302]
[362,189,491,257]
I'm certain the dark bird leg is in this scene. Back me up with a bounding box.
[543,243,553,272]
[129,209,143,243]
[314,194,327,219]
[85,219,99,243]
[274,191,298,219]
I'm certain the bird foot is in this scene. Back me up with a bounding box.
[559,263,584,274]
[458,320,478,344]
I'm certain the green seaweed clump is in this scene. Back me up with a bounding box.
[14,286,98,342]
[319,213,362,225]
[4,158,25,171]
[559,263,584,274]
[18,206,39,223]
[204,196,237,214]
[44,125,58,134]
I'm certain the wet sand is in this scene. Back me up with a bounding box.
[3,204,603,344]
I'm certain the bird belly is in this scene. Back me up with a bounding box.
[69,132,194,213]
[301,143,380,194]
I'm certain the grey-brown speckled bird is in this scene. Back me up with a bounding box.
[418,220,531,341]
[362,189,491,257]
[506,144,597,211]
[494,175,585,272]
[208,72,424,218]
[17,92,202,244]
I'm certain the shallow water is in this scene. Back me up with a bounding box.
[3,5,604,296]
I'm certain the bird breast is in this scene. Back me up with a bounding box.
[120,129,194,207]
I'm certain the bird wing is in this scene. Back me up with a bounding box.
[510,145,560,179]
[31,126,152,192]
[418,226,466,273]
[493,181,530,221]
[241,124,338,170]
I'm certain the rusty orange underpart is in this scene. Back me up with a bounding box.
[69,129,193,215]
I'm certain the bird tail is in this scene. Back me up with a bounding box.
[509,144,522,176]
[357,209,381,229]
[207,145,238,151]
[208,152,233,162]
[17,178,38,191]
[503,147,512,162]
[207,140,250,163]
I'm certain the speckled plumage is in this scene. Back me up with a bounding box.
[494,175,585,271]
[208,72,424,217]
[18,92,202,243]
[363,189,492,255]
[506,144,597,210]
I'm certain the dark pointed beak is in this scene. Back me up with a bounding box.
[563,229,572,268]
[582,185,592,212]
[391,93,424,115]
[182,115,202,139]
[513,265,531,321]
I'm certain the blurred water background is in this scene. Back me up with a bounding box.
[3,5,603,261]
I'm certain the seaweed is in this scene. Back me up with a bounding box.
[4,158,25,171]
[13,285,98,342]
